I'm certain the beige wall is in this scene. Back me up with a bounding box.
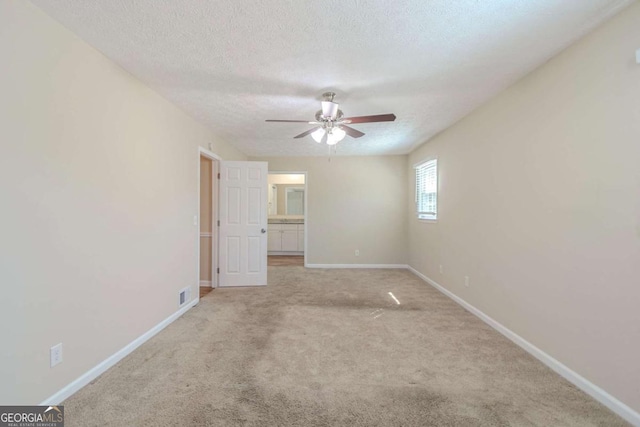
[200,157,213,233]
[253,156,408,265]
[199,237,213,282]
[199,157,212,282]
[408,2,640,412]
[268,174,305,185]
[0,1,244,404]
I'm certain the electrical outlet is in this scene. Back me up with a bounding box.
[355,250,360,256]
[439,264,443,274]
[50,343,63,367]
[464,276,470,287]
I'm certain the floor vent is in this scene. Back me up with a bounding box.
[179,287,191,308]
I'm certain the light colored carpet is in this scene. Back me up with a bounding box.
[63,267,627,426]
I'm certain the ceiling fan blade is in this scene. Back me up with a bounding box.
[340,125,365,138]
[266,119,316,123]
[293,127,321,139]
[341,113,396,124]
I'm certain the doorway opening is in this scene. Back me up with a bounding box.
[267,172,307,267]
[199,149,220,297]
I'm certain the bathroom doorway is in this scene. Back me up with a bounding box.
[267,172,307,267]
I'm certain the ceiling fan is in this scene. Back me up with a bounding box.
[265,92,396,145]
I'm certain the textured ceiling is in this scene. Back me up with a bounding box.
[31,0,633,157]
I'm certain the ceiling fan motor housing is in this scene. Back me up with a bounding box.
[316,108,343,122]
[321,101,339,119]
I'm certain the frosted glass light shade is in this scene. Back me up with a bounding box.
[311,127,346,145]
[326,127,346,145]
[311,128,325,143]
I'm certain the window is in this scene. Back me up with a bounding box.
[415,159,437,220]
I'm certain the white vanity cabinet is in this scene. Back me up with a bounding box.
[268,223,304,253]
[267,226,283,251]
[281,225,298,251]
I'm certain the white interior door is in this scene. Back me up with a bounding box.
[219,161,268,287]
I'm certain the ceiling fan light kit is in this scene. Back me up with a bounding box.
[311,126,345,145]
[266,92,396,146]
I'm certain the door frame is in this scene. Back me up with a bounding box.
[268,170,308,267]
[198,147,221,288]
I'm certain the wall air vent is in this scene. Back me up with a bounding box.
[179,287,191,308]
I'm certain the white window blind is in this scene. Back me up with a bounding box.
[415,159,437,220]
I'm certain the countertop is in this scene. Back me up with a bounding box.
[268,216,304,224]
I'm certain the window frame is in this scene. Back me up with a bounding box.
[414,158,438,221]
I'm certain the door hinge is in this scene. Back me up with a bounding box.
[217,220,220,226]
[217,172,220,179]
[217,268,220,274]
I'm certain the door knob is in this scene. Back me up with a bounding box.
[261,228,266,233]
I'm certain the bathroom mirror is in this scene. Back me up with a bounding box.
[285,187,304,215]
[268,173,305,217]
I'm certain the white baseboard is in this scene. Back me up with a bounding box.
[199,280,212,287]
[407,266,640,426]
[305,263,409,269]
[40,297,199,406]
